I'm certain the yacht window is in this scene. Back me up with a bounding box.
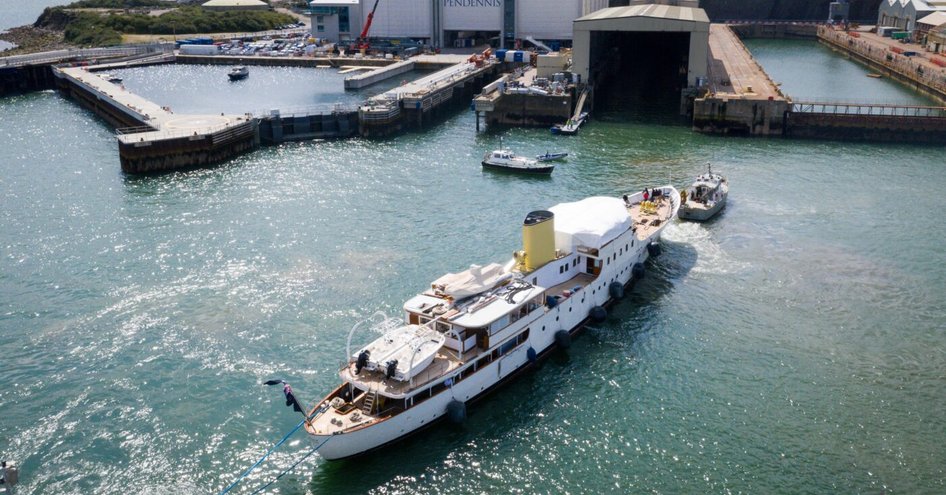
[435,321,450,333]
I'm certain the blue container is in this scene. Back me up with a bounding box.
[513,51,524,62]
[495,49,507,61]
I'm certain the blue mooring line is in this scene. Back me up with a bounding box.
[246,435,333,495]
[219,406,327,495]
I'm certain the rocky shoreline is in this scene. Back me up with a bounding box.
[0,25,72,57]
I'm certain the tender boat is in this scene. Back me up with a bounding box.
[228,66,249,81]
[678,164,728,221]
[535,151,568,162]
[482,140,553,174]
[303,188,680,460]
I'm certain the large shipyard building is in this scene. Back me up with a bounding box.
[309,0,611,48]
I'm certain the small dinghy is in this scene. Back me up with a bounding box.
[535,151,568,162]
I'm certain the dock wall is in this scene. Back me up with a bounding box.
[817,27,946,104]
[258,110,359,143]
[55,70,150,129]
[0,65,57,96]
[785,112,946,143]
[175,54,391,68]
[484,92,573,127]
[118,121,258,174]
[728,22,818,39]
[693,97,789,135]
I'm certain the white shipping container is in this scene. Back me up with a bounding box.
[179,44,220,55]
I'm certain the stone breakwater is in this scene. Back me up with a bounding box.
[0,25,71,57]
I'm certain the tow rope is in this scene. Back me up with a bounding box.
[218,405,328,495]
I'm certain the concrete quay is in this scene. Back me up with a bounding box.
[693,24,789,136]
[344,59,415,89]
[55,65,256,173]
[472,67,574,128]
[360,56,500,136]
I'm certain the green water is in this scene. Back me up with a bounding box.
[1,40,944,494]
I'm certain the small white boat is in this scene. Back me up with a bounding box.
[679,164,728,221]
[482,138,553,174]
[228,66,249,81]
[535,151,568,162]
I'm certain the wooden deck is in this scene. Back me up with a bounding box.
[342,346,473,398]
[628,195,674,240]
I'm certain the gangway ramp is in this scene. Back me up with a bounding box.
[572,87,590,121]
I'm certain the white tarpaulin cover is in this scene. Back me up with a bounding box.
[549,196,631,250]
[431,263,509,299]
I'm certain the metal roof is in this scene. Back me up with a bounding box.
[575,4,709,24]
[918,11,946,25]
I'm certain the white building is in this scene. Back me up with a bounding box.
[877,0,946,32]
[309,0,611,48]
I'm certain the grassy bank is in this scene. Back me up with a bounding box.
[36,2,296,47]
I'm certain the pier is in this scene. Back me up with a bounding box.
[359,55,501,136]
[55,65,257,173]
[693,24,789,136]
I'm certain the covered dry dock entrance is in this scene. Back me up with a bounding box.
[571,3,709,112]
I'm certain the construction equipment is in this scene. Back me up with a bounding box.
[354,0,381,51]
[467,47,492,67]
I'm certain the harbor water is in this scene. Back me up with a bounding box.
[1,40,945,494]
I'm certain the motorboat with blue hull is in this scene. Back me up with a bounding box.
[302,187,680,460]
[679,164,728,221]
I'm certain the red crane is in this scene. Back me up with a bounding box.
[355,0,381,51]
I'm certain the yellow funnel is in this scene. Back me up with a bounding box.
[522,210,555,272]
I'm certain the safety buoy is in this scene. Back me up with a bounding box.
[632,263,645,280]
[527,347,537,363]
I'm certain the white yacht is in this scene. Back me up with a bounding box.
[303,189,680,460]
[679,164,728,221]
